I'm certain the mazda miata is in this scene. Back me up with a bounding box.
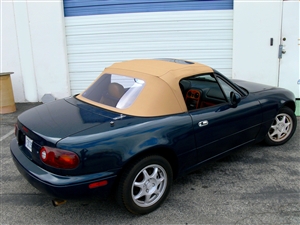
[11,59,297,214]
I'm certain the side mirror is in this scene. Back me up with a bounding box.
[230,92,241,107]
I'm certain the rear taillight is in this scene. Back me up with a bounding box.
[39,146,80,169]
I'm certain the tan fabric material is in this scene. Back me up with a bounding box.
[77,59,213,117]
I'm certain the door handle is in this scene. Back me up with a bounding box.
[198,120,208,127]
[278,45,286,58]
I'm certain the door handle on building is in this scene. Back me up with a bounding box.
[278,45,286,59]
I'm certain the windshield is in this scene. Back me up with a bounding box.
[80,74,145,109]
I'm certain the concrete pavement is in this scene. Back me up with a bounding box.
[1,103,299,224]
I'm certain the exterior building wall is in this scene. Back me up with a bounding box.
[2,0,299,102]
[2,2,25,102]
[232,0,299,98]
[232,0,281,86]
[2,0,70,102]
[278,0,300,99]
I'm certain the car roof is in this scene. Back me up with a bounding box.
[107,59,211,77]
[77,59,214,117]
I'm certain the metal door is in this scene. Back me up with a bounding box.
[278,1,300,98]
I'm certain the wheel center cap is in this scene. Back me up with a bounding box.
[278,123,284,132]
[146,179,157,193]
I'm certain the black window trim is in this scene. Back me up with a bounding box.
[213,70,248,97]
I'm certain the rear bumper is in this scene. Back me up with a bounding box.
[10,138,117,199]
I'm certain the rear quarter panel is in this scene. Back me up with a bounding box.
[56,113,196,177]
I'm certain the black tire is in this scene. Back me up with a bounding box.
[264,107,297,146]
[117,155,173,215]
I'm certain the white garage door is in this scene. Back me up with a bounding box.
[63,0,233,95]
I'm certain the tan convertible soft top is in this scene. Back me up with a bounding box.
[77,59,213,117]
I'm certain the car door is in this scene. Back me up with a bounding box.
[182,73,262,163]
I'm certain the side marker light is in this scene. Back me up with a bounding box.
[89,180,108,189]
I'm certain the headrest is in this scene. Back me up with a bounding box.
[108,83,125,99]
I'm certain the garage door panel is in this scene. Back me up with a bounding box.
[66,21,232,36]
[67,41,232,54]
[64,0,233,17]
[65,10,233,26]
[64,1,233,94]
[66,30,233,46]
[68,62,115,73]
[68,50,232,63]
[65,10,233,24]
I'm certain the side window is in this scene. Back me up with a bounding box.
[180,74,227,111]
[216,76,239,102]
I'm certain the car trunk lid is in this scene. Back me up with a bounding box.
[16,97,122,173]
[17,97,119,144]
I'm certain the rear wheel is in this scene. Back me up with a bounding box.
[264,107,297,145]
[117,155,172,214]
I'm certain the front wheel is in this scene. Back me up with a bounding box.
[264,107,297,145]
[117,155,173,214]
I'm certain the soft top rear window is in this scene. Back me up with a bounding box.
[80,74,145,109]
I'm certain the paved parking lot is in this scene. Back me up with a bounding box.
[1,103,299,224]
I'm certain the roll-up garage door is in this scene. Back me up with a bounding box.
[63,0,233,95]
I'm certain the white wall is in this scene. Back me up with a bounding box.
[232,0,282,86]
[2,0,70,102]
[232,0,300,98]
[2,2,25,102]
[278,1,300,98]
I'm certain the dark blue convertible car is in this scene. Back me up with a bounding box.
[11,59,297,214]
